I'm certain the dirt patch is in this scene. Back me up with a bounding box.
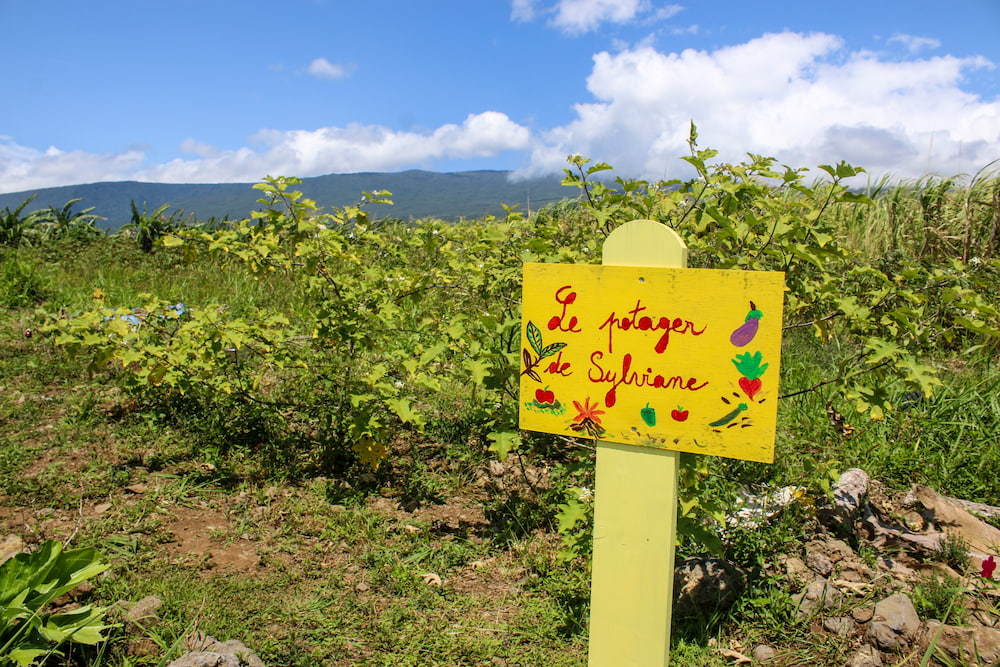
[162,505,260,572]
[366,494,490,533]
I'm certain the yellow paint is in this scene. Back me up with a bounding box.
[588,220,684,667]
[519,260,784,463]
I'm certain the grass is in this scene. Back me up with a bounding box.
[2,172,999,666]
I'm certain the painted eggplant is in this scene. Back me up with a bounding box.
[730,301,763,347]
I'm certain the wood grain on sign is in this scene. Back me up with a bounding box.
[519,262,784,463]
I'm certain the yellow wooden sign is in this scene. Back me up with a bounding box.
[519,262,785,463]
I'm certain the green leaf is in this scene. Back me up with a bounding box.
[463,358,490,385]
[386,398,421,426]
[487,431,521,461]
[864,338,904,364]
[555,500,588,534]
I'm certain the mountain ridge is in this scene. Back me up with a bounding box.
[0,169,572,230]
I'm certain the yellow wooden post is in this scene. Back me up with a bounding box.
[588,219,687,666]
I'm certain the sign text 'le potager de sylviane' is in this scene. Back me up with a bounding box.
[519,263,785,463]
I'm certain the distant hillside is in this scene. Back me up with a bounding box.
[0,170,573,230]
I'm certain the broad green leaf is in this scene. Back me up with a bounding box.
[463,358,490,385]
[487,431,521,461]
[555,501,588,534]
[864,338,903,364]
[386,398,421,425]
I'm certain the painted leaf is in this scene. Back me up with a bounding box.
[539,342,567,360]
[526,321,544,355]
[732,351,768,379]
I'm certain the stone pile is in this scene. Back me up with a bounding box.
[674,468,1000,665]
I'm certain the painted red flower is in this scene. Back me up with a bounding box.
[572,397,605,425]
[982,555,996,579]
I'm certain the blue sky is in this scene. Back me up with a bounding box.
[1,0,998,194]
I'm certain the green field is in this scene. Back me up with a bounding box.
[2,143,999,666]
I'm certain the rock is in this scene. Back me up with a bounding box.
[750,645,775,662]
[823,616,853,635]
[802,537,856,578]
[865,592,920,651]
[805,551,834,577]
[862,503,945,554]
[846,644,883,667]
[166,652,241,667]
[876,555,917,580]
[210,640,265,667]
[673,557,748,617]
[127,638,160,657]
[819,468,869,528]
[911,484,1000,555]
[778,555,811,583]
[178,634,265,667]
[791,579,843,620]
[51,580,94,607]
[837,560,876,583]
[121,595,164,634]
[873,592,920,638]
[866,621,904,651]
[0,535,25,564]
[852,605,875,623]
[917,621,1000,665]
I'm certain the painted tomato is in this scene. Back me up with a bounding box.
[535,388,556,405]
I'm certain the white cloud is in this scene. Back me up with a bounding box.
[307,57,355,80]
[179,139,218,158]
[0,112,534,192]
[888,33,941,53]
[510,0,537,22]
[3,32,999,194]
[652,4,683,22]
[552,0,651,34]
[0,137,148,192]
[516,32,1000,182]
[512,0,671,34]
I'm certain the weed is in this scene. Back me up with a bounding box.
[0,254,50,307]
[912,572,968,625]
[934,533,973,574]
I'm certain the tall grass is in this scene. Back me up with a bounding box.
[834,164,1000,261]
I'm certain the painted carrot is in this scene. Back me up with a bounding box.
[709,403,748,427]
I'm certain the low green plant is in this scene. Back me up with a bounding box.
[911,572,967,625]
[36,199,104,244]
[123,201,190,253]
[0,256,49,308]
[934,533,972,574]
[0,540,112,666]
[0,196,48,249]
[554,486,594,563]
